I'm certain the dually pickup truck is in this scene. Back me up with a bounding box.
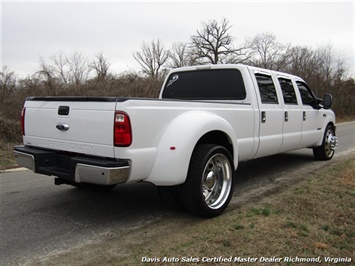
[14,64,338,217]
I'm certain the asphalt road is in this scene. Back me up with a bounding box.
[1,122,354,265]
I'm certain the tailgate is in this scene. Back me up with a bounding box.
[23,97,117,158]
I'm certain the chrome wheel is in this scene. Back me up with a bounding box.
[181,144,235,217]
[324,128,337,158]
[313,125,337,160]
[202,153,232,210]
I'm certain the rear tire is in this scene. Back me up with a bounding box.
[313,124,337,160]
[180,144,235,218]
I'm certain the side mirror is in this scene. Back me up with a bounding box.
[314,97,322,109]
[323,94,333,109]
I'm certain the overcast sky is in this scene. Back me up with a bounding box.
[1,0,354,78]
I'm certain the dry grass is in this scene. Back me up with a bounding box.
[0,141,19,170]
[0,116,21,169]
[115,157,355,265]
[336,115,355,123]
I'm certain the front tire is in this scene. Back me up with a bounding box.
[313,124,337,160]
[180,144,235,218]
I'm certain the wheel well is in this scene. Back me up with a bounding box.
[196,131,233,158]
[324,122,336,135]
[328,122,335,131]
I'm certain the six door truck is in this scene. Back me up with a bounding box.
[14,64,338,217]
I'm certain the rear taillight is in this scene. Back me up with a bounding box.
[21,107,26,135]
[114,111,132,147]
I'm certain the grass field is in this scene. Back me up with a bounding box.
[113,157,354,265]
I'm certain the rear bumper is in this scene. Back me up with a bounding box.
[14,146,130,186]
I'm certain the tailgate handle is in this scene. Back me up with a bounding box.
[56,124,70,131]
[58,106,70,116]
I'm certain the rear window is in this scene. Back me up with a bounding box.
[162,69,246,100]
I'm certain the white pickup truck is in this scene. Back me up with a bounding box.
[14,64,338,217]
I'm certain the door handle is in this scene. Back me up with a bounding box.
[261,111,266,123]
[303,111,306,121]
[56,124,70,131]
[285,111,289,122]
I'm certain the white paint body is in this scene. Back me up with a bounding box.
[23,64,336,186]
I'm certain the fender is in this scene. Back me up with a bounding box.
[314,111,336,147]
[146,111,238,186]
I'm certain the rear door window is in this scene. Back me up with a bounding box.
[278,78,298,105]
[162,69,246,100]
[255,74,278,104]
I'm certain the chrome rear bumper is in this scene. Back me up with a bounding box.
[14,146,130,186]
[75,163,129,185]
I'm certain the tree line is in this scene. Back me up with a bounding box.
[1,18,354,124]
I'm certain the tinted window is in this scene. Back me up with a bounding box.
[278,78,298,104]
[162,69,246,100]
[296,81,315,105]
[255,74,278,104]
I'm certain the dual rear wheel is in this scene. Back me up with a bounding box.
[159,144,235,218]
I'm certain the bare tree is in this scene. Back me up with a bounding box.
[315,43,348,84]
[20,72,43,95]
[66,51,91,85]
[0,66,17,101]
[51,51,69,85]
[168,42,196,68]
[285,46,318,77]
[251,32,291,70]
[38,57,59,94]
[90,52,111,80]
[190,18,249,64]
[38,51,91,90]
[133,39,170,80]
